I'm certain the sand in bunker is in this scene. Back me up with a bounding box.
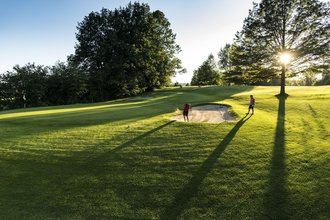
[171,105,235,123]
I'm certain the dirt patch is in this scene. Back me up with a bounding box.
[171,105,235,123]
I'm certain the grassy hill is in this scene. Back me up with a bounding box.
[0,86,329,219]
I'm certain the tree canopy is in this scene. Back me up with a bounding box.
[0,64,48,108]
[219,0,330,93]
[74,2,182,101]
[191,54,222,86]
[0,61,88,109]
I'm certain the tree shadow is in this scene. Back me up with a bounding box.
[85,120,176,165]
[307,104,328,139]
[264,94,288,219]
[161,114,252,220]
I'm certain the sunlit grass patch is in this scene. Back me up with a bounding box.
[0,86,329,219]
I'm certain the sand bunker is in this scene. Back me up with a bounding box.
[171,105,235,123]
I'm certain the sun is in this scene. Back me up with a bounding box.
[279,53,292,65]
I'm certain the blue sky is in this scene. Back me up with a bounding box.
[0,0,262,83]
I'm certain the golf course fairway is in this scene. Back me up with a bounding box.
[0,86,329,219]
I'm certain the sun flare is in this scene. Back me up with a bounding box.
[279,53,292,65]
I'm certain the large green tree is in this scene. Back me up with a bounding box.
[47,60,88,105]
[218,43,231,72]
[222,0,329,94]
[74,2,182,100]
[191,54,222,86]
[0,63,48,108]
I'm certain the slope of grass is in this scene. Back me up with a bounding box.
[0,86,329,219]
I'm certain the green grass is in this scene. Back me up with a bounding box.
[0,86,329,219]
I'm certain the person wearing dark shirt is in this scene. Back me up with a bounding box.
[183,103,191,122]
[247,95,255,114]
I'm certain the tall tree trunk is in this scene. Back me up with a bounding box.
[280,0,287,95]
[280,65,286,95]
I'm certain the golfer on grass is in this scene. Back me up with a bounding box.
[247,95,255,114]
[183,103,191,122]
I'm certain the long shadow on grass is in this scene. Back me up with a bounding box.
[161,114,252,220]
[263,94,288,219]
[85,120,176,165]
[307,104,329,139]
[105,120,175,154]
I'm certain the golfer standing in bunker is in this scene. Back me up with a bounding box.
[183,103,191,122]
[247,95,255,115]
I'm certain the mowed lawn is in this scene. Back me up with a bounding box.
[0,86,329,219]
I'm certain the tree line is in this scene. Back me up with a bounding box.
[0,60,87,109]
[0,2,182,109]
[191,0,329,93]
